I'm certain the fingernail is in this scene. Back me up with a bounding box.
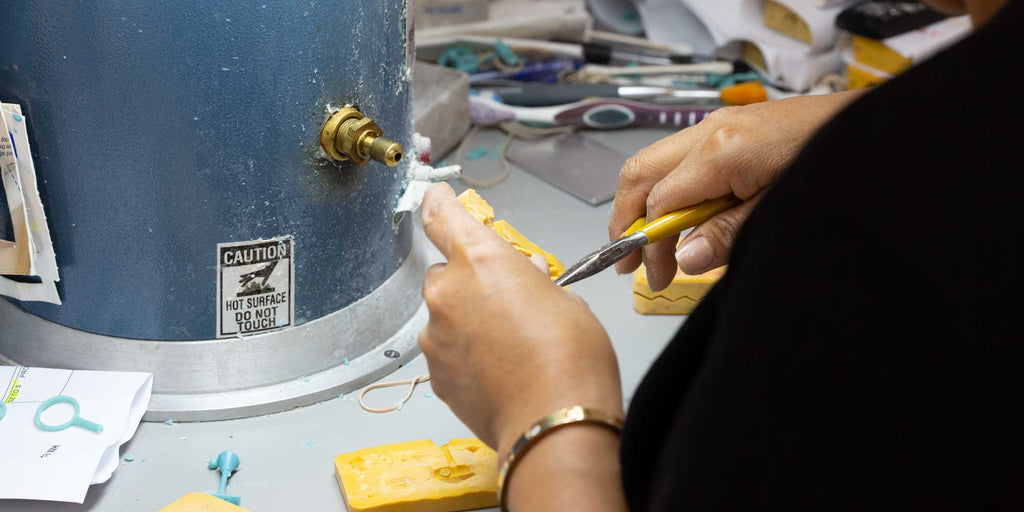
[675,237,713,275]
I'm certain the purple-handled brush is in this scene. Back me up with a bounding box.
[469,95,717,129]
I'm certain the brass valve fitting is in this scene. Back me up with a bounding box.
[320,107,404,167]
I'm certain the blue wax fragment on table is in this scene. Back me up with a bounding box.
[466,146,489,160]
[208,459,219,470]
[423,392,435,399]
[305,440,315,449]
[124,454,135,462]
[337,393,346,400]
[164,419,174,425]
[342,357,350,366]
[12,114,24,122]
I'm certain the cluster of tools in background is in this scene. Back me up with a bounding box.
[411,0,971,184]
[407,0,971,319]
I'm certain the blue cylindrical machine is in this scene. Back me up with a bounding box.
[0,1,427,420]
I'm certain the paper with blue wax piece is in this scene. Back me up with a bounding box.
[0,366,152,503]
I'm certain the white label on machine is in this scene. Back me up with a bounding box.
[216,236,295,338]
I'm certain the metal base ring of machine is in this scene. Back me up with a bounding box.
[0,230,430,422]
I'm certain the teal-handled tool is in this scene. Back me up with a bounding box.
[556,195,742,287]
[34,395,104,434]
[208,450,242,505]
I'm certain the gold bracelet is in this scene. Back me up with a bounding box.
[497,405,624,511]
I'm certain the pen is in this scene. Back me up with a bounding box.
[491,82,767,107]
[582,42,728,66]
[468,59,584,84]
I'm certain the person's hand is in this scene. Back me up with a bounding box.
[419,183,623,459]
[610,90,864,290]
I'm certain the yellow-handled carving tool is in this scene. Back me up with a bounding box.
[555,195,742,287]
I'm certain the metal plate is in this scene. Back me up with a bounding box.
[505,133,628,205]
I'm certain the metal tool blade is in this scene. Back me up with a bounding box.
[555,232,649,287]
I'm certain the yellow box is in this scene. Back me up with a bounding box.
[852,35,912,75]
[335,438,499,512]
[633,264,725,315]
[846,63,888,90]
[159,493,249,512]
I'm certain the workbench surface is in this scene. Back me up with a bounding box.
[1,128,687,512]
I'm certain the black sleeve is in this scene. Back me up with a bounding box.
[620,2,1024,510]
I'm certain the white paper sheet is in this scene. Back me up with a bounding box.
[0,110,33,276]
[3,105,59,282]
[0,366,153,503]
[884,15,970,61]
[0,102,61,304]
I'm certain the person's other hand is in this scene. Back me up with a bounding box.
[419,183,623,458]
[610,90,864,290]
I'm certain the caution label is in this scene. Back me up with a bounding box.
[216,236,295,338]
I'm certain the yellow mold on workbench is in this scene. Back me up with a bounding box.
[335,438,498,512]
[633,264,726,315]
[159,492,250,512]
[458,189,565,279]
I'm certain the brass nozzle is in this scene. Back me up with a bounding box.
[364,135,404,167]
[320,107,404,167]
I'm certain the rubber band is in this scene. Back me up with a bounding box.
[456,123,576,189]
[358,375,431,413]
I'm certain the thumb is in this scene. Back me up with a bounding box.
[674,192,762,275]
[529,253,550,276]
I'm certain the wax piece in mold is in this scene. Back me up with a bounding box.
[457,189,564,279]
[335,438,498,512]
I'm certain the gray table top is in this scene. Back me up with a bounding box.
[1,127,687,512]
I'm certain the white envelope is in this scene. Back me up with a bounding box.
[0,366,153,503]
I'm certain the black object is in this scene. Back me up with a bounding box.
[622,1,1021,509]
[837,1,948,39]
[583,42,679,65]
[581,42,616,65]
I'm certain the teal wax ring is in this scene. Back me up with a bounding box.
[34,395,104,434]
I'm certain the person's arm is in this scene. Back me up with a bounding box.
[416,92,865,511]
[419,184,627,512]
[503,425,627,511]
[609,89,865,290]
